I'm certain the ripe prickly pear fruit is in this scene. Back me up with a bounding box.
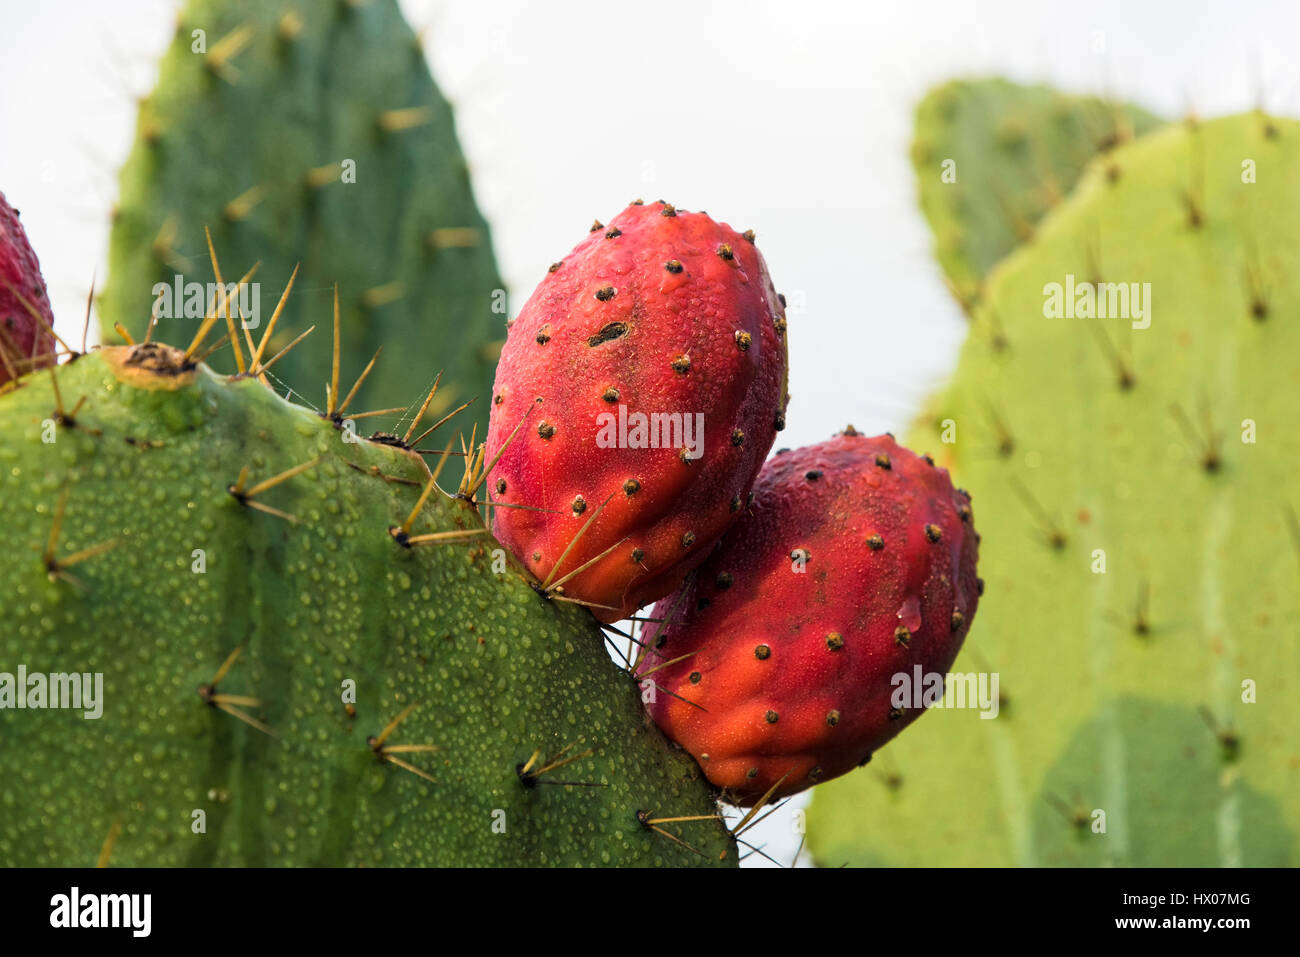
[486,200,790,622]
[635,429,980,804]
[0,192,56,384]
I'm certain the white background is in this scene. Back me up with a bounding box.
[3,0,1297,866]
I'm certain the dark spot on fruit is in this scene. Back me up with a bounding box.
[734,330,751,351]
[808,766,823,780]
[494,393,504,405]
[858,753,873,767]
[590,219,603,232]
[661,204,677,217]
[889,707,905,721]
[729,495,742,512]
[950,610,964,631]
[665,259,683,273]
[696,597,711,612]
[925,523,942,542]
[826,710,840,727]
[866,534,884,550]
[681,531,696,548]
[764,710,779,724]
[572,495,587,515]
[805,469,822,481]
[632,198,644,205]
[977,577,985,595]
[742,229,756,243]
[747,491,755,506]
[671,354,691,373]
[532,551,541,562]
[535,325,551,345]
[538,422,556,439]
[774,413,786,431]
[875,453,892,469]
[495,478,506,495]
[777,293,787,307]
[603,386,620,402]
[745,767,758,779]
[715,571,732,589]
[605,227,622,239]
[595,286,616,302]
[689,671,701,684]
[632,548,645,563]
[922,453,935,466]
[754,644,771,660]
[958,504,971,522]
[894,626,911,647]
[623,478,641,495]
[587,321,629,346]
[826,631,844,651]
[731,429,745,446]
[717,243,735,261]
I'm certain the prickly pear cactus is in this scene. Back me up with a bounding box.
[0,342,734,866]
[912,78,1161,312]
[100,0,502,436]
[808,111,1300,866]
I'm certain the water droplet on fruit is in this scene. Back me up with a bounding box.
[896,595,922,632]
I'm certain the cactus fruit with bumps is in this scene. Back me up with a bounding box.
[0,191,57,385]
[635,431,980,804]
[100,0,504,436]
[485,200,790,623]
[807,109,1300,866]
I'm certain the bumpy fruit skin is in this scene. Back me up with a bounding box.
[636,431,980,804]
[486,201,789,622]
[0,192,56,384]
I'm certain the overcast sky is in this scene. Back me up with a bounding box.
[3,0,1297,866]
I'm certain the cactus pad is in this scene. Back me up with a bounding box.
[808,112,1299,866]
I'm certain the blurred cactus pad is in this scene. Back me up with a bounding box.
[0,340,734,866]
[911,78,1162,310]
[99,0,503,438]
[808,109,1300,865]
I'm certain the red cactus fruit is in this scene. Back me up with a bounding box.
[485,200,789,622]
[0,191,57,385]
[635,429,981,804]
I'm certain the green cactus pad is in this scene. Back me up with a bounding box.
[808,112,1299,866]
[911,77,1162,312]
[0,345,734,866]
[99,0,503,437]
